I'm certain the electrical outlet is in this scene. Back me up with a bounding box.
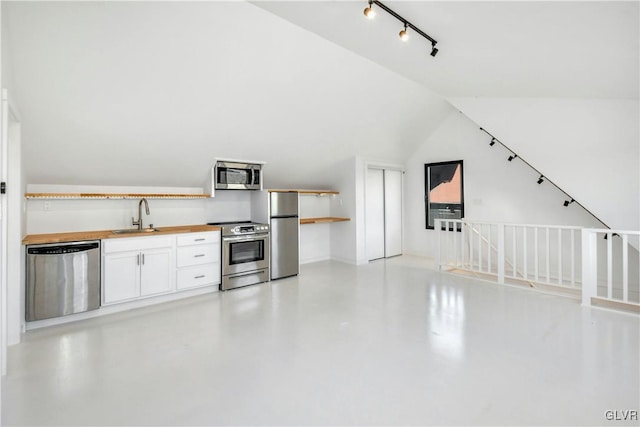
[43,201,51,211]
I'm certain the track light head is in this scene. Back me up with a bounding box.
[537,175,544,184]
[563,198,575,207]
[489,138,496,147]
[399,23,409,41]
[508,154,517,162]
[363,1,375,19]
[430,43,438,57]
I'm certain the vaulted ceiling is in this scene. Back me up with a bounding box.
[3,1,638,190]
[257,1,638,99]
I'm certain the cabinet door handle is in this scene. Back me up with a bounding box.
[194,254,205,258]
[194,275,205,279]
[137,254,140,265]
[194,238,206,242]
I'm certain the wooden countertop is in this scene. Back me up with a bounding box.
[22,224,221,245]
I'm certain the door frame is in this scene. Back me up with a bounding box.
[364,161,404,261]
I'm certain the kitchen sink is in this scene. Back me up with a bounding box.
[112,228,159,235]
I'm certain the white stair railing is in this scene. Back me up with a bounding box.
[582,228,640,309]
[437,219,582,289]
[437,220,640,312]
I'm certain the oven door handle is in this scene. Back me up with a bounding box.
[223,235,268,243]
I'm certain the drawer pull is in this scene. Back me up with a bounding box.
[194,238,206,242]
[194,275,206,279]
[194,254,205,258]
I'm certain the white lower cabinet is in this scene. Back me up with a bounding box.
[102,231,220,306]
[176,232,221,290]
[103,251,140,303]
[102,235,175,305]
[140,249,173,297]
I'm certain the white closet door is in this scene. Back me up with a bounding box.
[384,169,403,257]
[366,168,385,261]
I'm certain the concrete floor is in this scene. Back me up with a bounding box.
[3,257,639,426]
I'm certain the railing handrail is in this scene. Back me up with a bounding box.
[441,218,584,231]
[583,228,640,236]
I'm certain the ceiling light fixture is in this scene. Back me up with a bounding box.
[364,0,439,57]
[508,154,518,162]
[399,23,409,42]
[363,0,376,19]
[563,198,575,207]
[489,138,496,147]
[537,175,544,184]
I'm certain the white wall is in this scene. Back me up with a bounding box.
[299,194,330,264]
[405,110,605,259]
[7,106,22,346]
[449,98,640,232]
[329,157,366,265]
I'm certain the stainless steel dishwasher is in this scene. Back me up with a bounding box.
[26,240,101,321]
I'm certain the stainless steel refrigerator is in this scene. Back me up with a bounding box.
[270,191,299,280]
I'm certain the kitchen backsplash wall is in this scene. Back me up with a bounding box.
[25,186,253,234]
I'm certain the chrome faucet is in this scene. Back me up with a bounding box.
[132,198,150,230]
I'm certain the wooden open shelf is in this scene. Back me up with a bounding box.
[268,189,339,196]
[25,193,211,200]
[300,217,350,225]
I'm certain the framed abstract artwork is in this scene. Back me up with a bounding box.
[424,160,464,230]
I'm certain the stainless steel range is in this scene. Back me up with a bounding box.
[208,221,270,291]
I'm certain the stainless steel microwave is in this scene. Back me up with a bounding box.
[214,161,262,190]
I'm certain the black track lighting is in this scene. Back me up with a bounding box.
[364,1,439,57]
[478,127,609,230]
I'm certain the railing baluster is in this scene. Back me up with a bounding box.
[478,224,483,273]
[436,219,442,271]
[445,220,449,267]
[581,229,598,306]
[453,221,458,268]
[460,221,466,268]
[497,224,505,284]
[450,221,455,267]
[487,225,492,274]
[558,228,563,286]
[622,234,628,302]
[512,226,517,278]
[534,227,539,282]
[469,222,474,271]
[523,226,528,280]
[607,232,613,299]
[570,229,575,286]
[546,227,550,284]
